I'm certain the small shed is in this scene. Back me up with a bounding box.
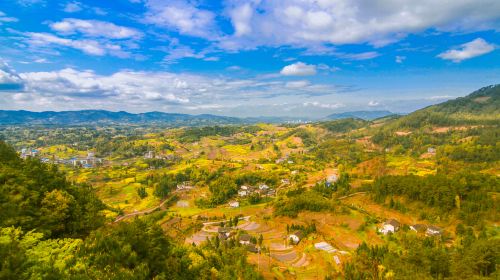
[289,230,304,244]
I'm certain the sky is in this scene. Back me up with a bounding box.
[0,0,499,118]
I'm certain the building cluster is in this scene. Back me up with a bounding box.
[144,151,176,160]
[20,148,39,159]
[379,219,443,237]
[66,152,103,168]
[217,227,259,252]
[237,184,276,198]
[19,148,102,168]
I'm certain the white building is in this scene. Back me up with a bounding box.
[238,190,248,197]
[426,226,443,236]
[379,219,400,235]
[289,231,304,244]
[229,201,240,208]
[259,184,269,190]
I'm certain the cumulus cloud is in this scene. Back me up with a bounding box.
[368,100,380,107]
[23,32,134,58]
[0,11,18,24]
[395,56,406,63]
[0,62,24,91]
[50,18,142,39]
[220,0,500,50]
[143,0,218,39]
[62,2,83,13]
[438,38,495,62]
[281,62,317,76]
[1,64,344,112]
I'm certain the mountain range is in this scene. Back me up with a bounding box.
[1,84,498,126]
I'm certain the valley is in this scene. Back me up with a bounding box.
[1,85,498,279]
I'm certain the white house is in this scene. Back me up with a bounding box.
[426,226,443,236]
[229,201,240,208]
[427,147,436,154]
[326,174,338,184]
[379,219,400,235]
[238,190,248,197]
[259,184,269,190]
[289,230,304,244]
[410,224,427,233]
[239,234,252,245]
[240,185,249,190]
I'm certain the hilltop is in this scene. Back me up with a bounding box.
[382,84,500,130]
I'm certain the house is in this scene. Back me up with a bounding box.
[379,219,400,235]
[177,182,194,190]
[427,147,436,154]
[289,230,304,244]
[266,189,276,196]
[239,234,252,245]
[426,226,443,236]
[240,185,249,190]
[144,151,154,159]
[326,175,338,184]
[218,227,232,238]
[259,184,269,190]
[281,179,290,185]
[238,190,248,197]
[410,224,427,233]
[229,201,240,208]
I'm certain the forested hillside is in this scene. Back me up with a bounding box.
[0,141,262,279]
[386,84,500,129]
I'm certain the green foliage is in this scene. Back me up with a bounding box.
[344,231,500,279]
[0,219,263,280]
[321,118,369,134]
[209,176,238,205]
[137,186,148,199]
[0,141,105,238]
[371,173,498,225]
[274,191,334,217]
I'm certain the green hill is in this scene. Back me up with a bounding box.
[390,84,500,129]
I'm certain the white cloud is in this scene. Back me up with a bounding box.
[368,100,380,107]
[221,0,500,50]
[228,3,253,37]
[438,38,495,62]
[303,101,344,109]
[50,18,142,39]
[339,51,380,61]
[0,61,24,90]
[285,80,310,88]
[0,11,18,23]
[25,32,130,57]
[143,0,218,39]
[280,62,317,76]
[395,56,406,63]
[63,2,83,13]
[2,64,346,113]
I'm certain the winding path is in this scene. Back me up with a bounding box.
[114,197,172,222]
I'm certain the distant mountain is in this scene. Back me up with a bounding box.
[389,84,500,129]
[0,110,244,126]
[325,110,394,120]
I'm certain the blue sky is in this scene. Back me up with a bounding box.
[0,0,499,118]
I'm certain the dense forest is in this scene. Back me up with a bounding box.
[0,141,262,279]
